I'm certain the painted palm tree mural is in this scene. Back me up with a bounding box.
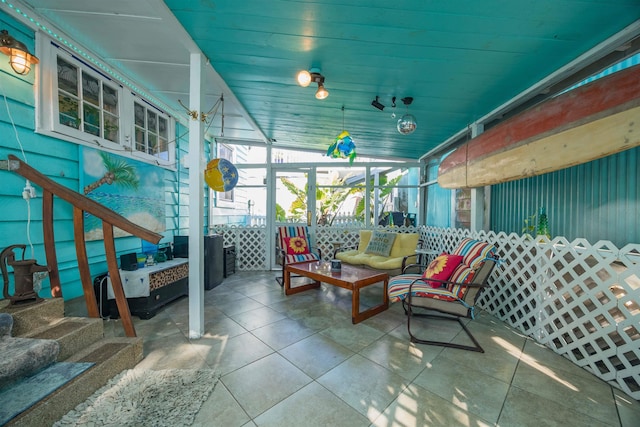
[83,151,139,194]
[82,148,165,240]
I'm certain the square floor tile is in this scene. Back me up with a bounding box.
[222,353,312,418]
[500,386,614,426]
[253,382,370,427]
[319,322,385,352]
[413,355,510,424]
[511,356,619,425]
[360,333,440,381]
[193,381,250,427]
[230,306,287,330]
[191,332,274,375]
[317,354,408,422]
[371,382,494,427]
[279,333,354,379]
[251,317,316,350]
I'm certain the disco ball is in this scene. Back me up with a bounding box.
[397,113,417,135]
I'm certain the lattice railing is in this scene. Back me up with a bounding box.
[212,223,639,400]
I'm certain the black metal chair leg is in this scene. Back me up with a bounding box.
[406,302,484,353]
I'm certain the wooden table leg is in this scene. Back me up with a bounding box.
[283,267,321,296]
[351,277,389,324]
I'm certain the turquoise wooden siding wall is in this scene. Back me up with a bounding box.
[0,12,191,301]
[490,146,640,247]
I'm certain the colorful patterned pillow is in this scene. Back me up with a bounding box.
[452,238,496,269]
[364,231,397,257]
[284,236,310,255]
[446,264,477,298]
[422,254,463,288]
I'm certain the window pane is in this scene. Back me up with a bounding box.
[57,57,78,96]
[82,73,100,106]
[135,126,145,152]
[103,85,118,114]
[104,113,119,143]
[148,133,157,154]
[158,117,168,138]
[134,103,145,127]
[83,103,100,136]
[147,110,157,132]
[58,94,79,129]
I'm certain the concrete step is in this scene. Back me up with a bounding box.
[23,317,104,361]
[0,299,65,336]
[6,336,143,427]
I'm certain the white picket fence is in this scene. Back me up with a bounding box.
[210,224,640,400]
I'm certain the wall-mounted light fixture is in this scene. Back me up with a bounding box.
[0,30,39,75]
[371,96,385,111]
[296,68,329,100]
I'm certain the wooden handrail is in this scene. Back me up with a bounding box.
[2,155,163,337]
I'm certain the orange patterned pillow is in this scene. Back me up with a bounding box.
[422,253,463,288]
[284,236,310,255]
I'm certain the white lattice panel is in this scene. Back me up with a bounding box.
[212,223,640,400]
[210,225,268,270]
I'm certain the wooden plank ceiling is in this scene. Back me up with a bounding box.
[17,0,640,160]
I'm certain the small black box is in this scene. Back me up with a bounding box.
[120,253,138,271]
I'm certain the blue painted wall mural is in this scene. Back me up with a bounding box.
[81,147,166,240]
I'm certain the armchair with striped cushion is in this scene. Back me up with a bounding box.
[275,225,322,286]
[388,238,499,352]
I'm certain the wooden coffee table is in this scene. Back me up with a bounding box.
[284,261,389,324]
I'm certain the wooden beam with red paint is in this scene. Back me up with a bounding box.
[438,64,640,188]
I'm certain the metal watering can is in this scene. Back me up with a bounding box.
[1,244,49,305]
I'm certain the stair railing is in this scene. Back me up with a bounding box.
[1,154,162,337]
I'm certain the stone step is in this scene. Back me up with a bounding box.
[23,317,104,361]
[6,336,143,427]
[0,299,65,336]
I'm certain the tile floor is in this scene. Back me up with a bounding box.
[70,270,640,426]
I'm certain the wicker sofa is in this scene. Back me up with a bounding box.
[334,230,420,275]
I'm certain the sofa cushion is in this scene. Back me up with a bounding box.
[447,264,477,298]
[365,231,397,256]
[388,233,420,258]
[452,238,496,269]
[422,253,463,288]
[357,230,373,251]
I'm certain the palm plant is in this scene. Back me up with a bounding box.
[353,173,405,223]
[83,151,140,194]
[279,175,357,225]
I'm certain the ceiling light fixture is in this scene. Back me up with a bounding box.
[371,96,385,111]
[0,29,39,75]
[397,97,417,135]
[297,68,329,99]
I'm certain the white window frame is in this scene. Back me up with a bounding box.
[36,35,176,168]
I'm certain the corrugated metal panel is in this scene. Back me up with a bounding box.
[491,146,640,246]
[564,53,640,92]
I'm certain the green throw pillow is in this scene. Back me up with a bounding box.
[365,231,397,257]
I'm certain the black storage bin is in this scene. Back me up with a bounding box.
[204,234,224,289]
[224,246,236,277]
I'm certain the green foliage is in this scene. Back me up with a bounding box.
[275,203,286,222]
[522,213,537,235]
[354,173,404,221]
[279,174,357,224]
